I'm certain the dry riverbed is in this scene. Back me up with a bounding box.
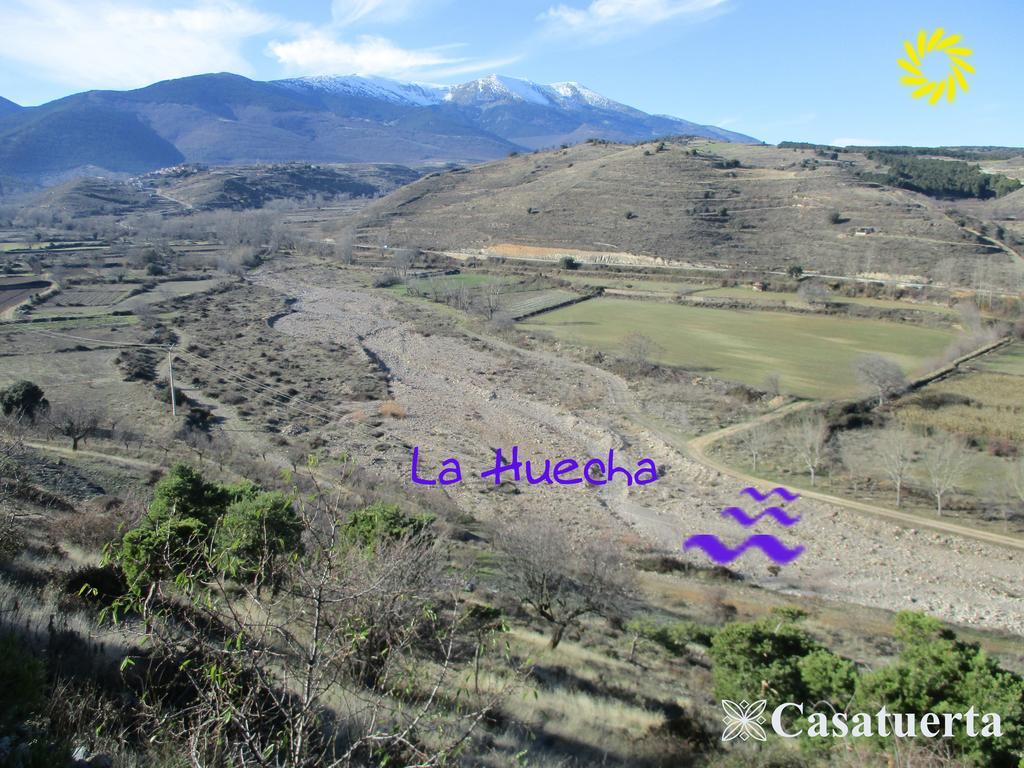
[253,265,1024,636]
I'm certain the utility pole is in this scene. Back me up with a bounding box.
[168,348,177,416]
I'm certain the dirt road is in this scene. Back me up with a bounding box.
[254,266,1024,635]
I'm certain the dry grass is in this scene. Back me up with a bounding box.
[467,669,668,764]
[378,400,408,419]
[896,371,1024,442]
[361,140,1004,283]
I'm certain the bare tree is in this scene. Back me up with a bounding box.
[797,280,830,305]
[789,413,828,486]
[762,373,781,397]
[481,281,506,319]
[854,354,907,406]
[957,300,983,335]
[1004,456,1024,527]
[0,417,28,508]
[498,515,633,649]
[389,248,415,280]
[622,332,661,370]
[922,437,970,516]
[336,227,356,265]
[26,253,43,275]
[875,427,917,508]
[740,423,771,474]
[47,403,104,451]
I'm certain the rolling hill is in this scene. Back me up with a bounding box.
[149,163,424,210]
[354,139,1015,284]
[0,73,756,181]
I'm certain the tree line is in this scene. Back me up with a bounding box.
[860,153,1021,199]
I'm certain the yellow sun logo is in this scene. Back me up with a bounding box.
[898,27,974,104]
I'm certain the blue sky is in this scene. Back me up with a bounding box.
[0,0,1020,146]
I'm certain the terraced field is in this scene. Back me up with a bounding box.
[50,285,134,307]
[692,286,955,313]
[499,288,579,318]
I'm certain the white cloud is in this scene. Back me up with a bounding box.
[268,32,521,79]
[541,0,729,38]
[289,1,512,78]
[418,55,525,80]
[0,0,281,90]
[0,0,520,94]
[268,33,456,76]
[331,0,421,26]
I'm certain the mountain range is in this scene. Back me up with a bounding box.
[0,73,757,182]
[0,96,22,117]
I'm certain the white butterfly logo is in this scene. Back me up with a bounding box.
[721,699,768,742]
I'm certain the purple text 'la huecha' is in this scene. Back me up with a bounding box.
[411,445,659,487]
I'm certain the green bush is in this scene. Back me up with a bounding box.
[709,611,1024,766]
[115,465,301,590]
[342,502,434,550]
[145,463,222,527]
[214,491,302,582]
[627,614,716,654]
[119,515,208,587]
[0,381,49,421]
[854,613,1024,766]
[709,616,824,704]
[798,649,857,704]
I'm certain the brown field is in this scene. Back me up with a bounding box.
[0,278,52,312]
[895,370,1024,443]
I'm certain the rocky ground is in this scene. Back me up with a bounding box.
[253,265,1024,635]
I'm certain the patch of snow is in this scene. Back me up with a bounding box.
[549,81,619,110]
[276,75,447,106]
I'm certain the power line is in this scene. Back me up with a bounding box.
[12,326,167,349]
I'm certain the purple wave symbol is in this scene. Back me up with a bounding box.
[740,486,800,503]
[683,534,805,565]
[721,506,801,527]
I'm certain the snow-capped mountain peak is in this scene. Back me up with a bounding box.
[446,74,554,106]
[278,73,638,113]
[549,81,620,110]
[271,72,758,146]
[275,74,447,106]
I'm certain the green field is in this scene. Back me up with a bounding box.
[978,342,1024,376]
[522,298,955,397]
[692,287,955,314]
